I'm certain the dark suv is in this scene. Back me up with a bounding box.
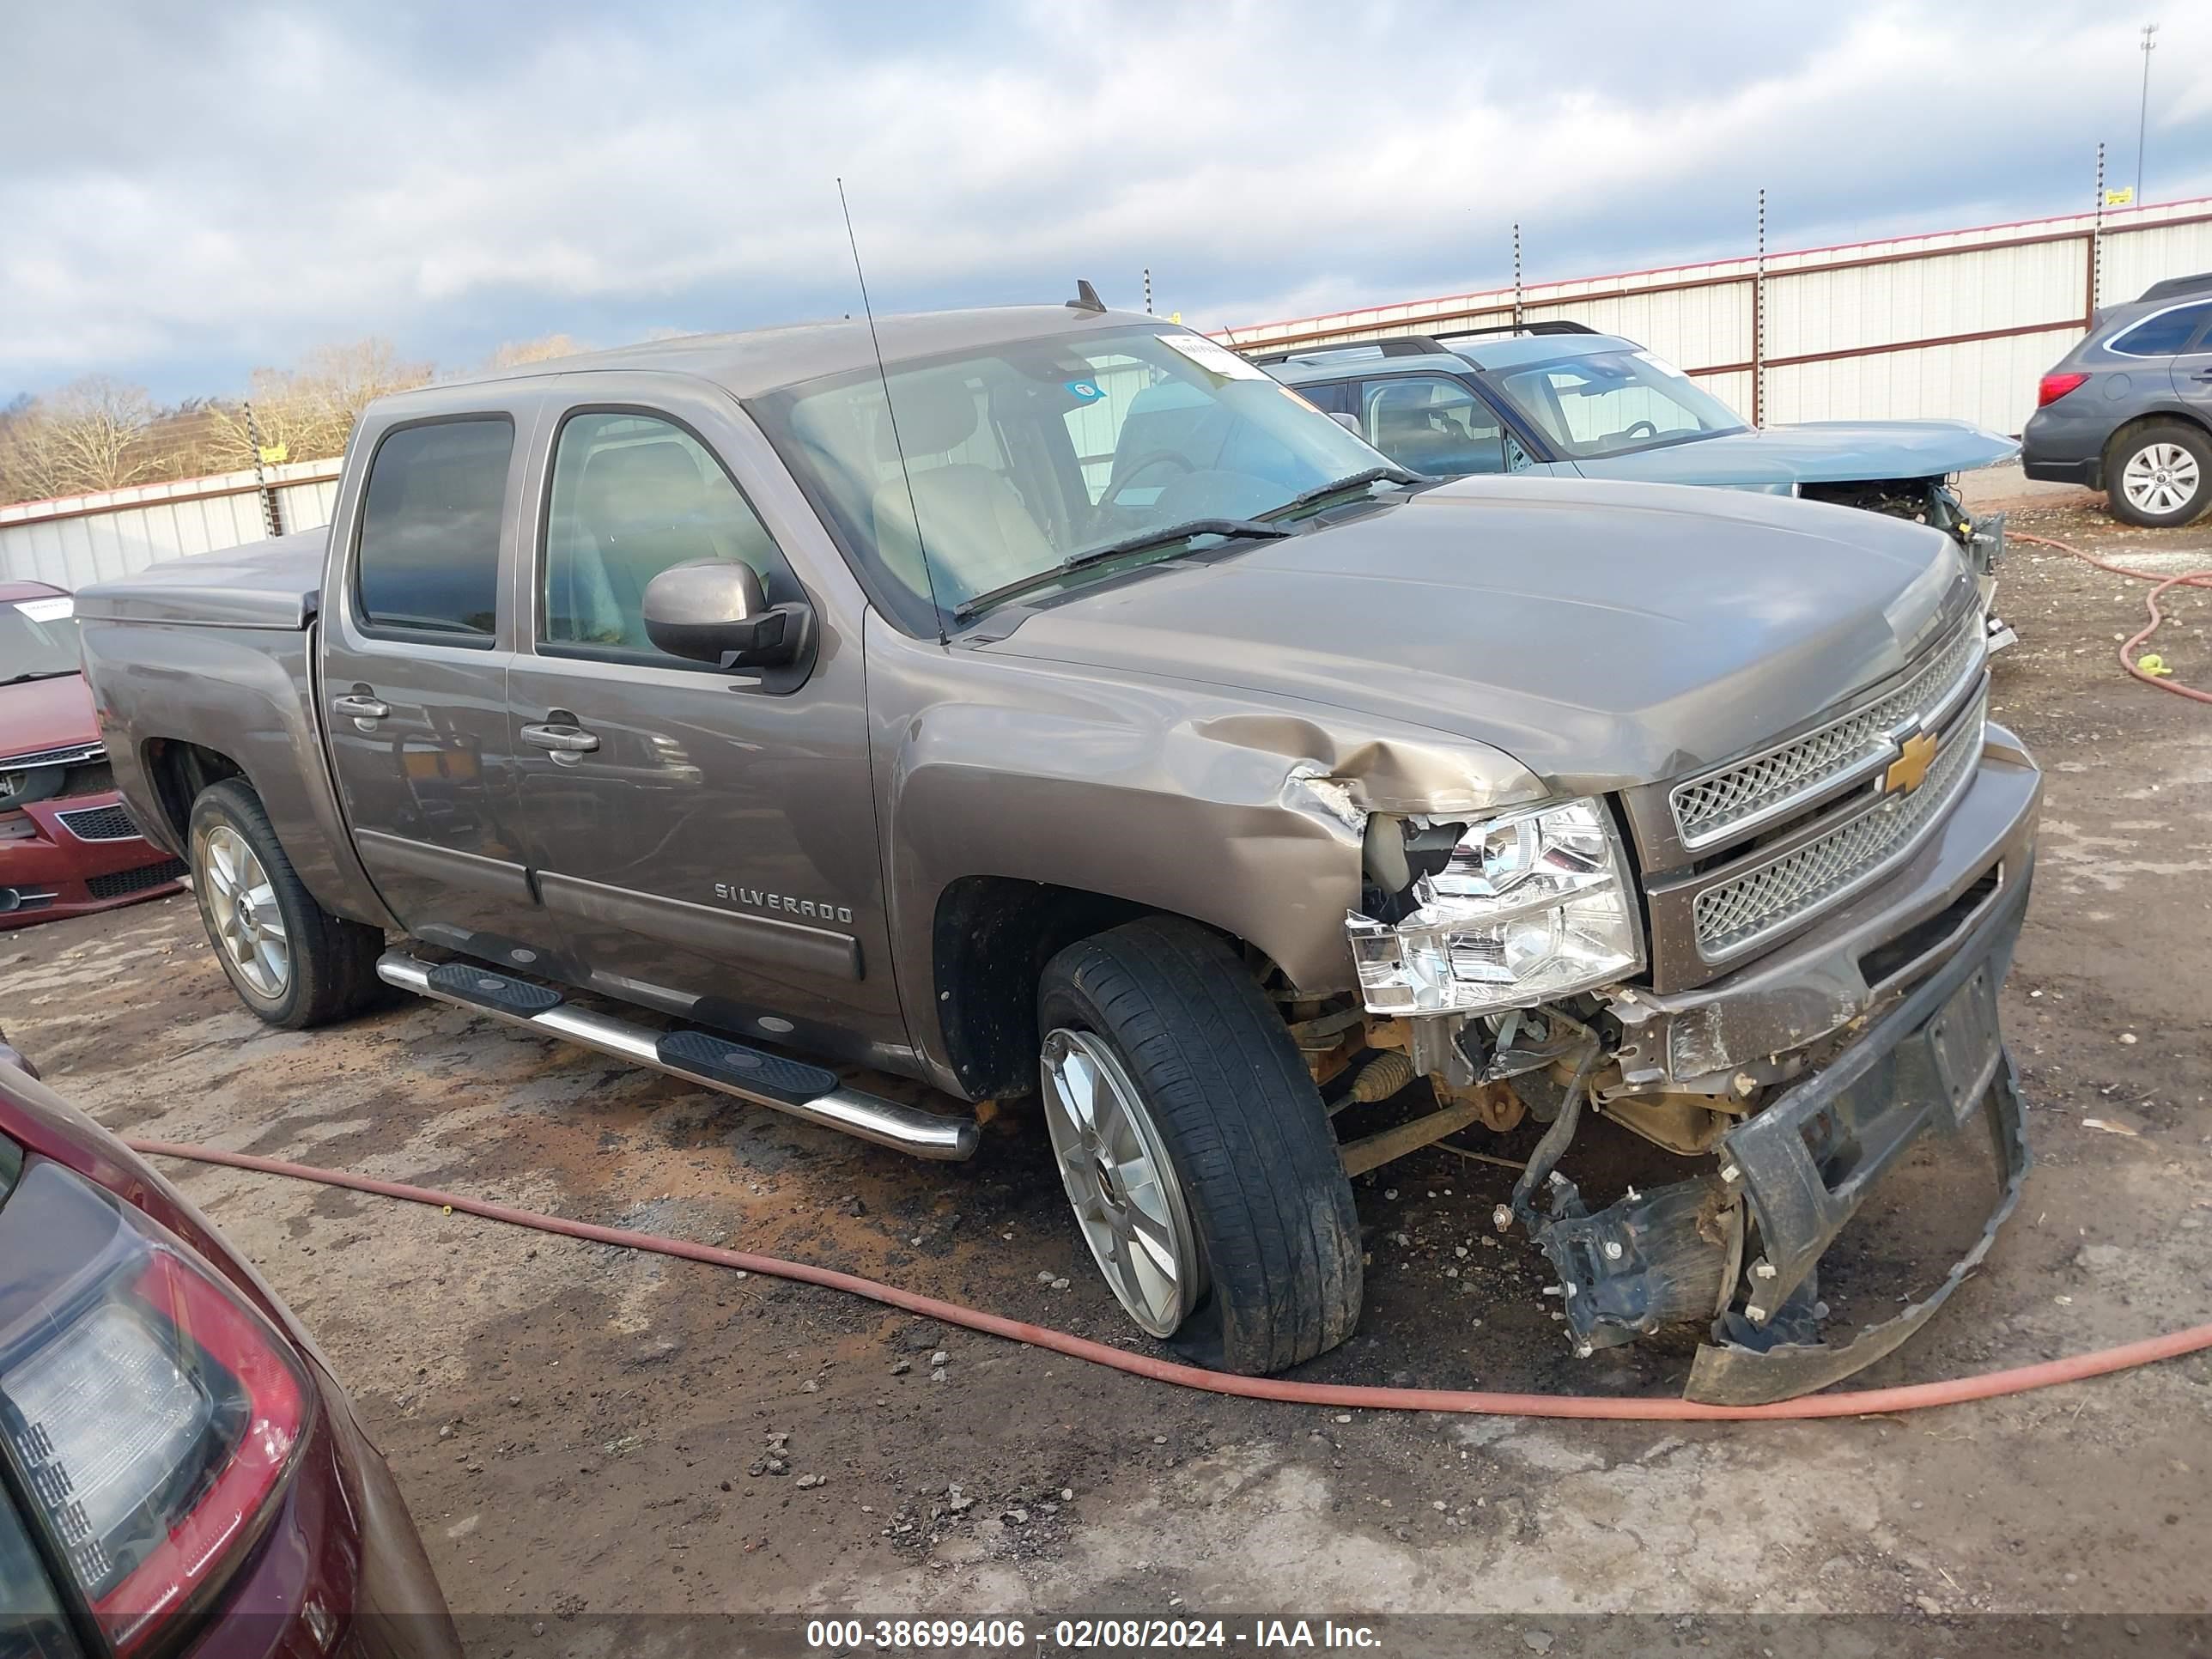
[2023,273,2212,526]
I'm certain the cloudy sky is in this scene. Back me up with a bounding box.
[3,0,2206,402]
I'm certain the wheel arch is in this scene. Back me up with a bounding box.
[2101,406,2212,467]
[929,876,1279,1100]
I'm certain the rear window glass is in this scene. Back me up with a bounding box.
[355,418,514,642]
[2111,302,2211,357]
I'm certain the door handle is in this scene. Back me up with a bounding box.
[2191,368,2212,382]
[331,692,390,720]
[520,721,601,755]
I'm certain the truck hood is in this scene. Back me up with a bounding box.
[1575,421,2019,492]
[0,672,98,761]
[979,476,1979,794]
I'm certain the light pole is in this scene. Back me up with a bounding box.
[2137,21,2159,201]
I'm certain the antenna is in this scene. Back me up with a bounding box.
[836,177,948,643]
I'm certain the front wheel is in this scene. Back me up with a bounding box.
[1036,918,1362,1374]
[2107,422,2210,527]
[188,779,387,1029]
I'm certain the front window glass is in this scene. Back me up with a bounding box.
[1361,375,1508,476]
[1491,349,1747,459]
[756,325,1383,624]
[1,597,81,684]
[541,411,791,661]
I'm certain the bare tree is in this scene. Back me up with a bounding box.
[0,378,160,496]
[480,334,583,371]
[204,339,433,471]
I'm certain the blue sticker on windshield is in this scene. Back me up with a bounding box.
[1064,380,1103,403]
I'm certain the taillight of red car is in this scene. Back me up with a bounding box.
[0,1155,312,1655]
[2038,371,2090,406]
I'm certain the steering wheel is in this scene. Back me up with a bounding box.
[1621,419,1660,441]
[1100,450,1196,508]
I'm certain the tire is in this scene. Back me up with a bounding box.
[187,779,387,1029]
[1036,917,1362,1374]
[2106,422,2211,528]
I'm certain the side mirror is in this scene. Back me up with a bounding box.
[641,562,810,669]
[1329,410,1363,436]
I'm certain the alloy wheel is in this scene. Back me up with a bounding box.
[2121,442,2203,517]
[201,825,290,998]
[1038,1028,1203,1337]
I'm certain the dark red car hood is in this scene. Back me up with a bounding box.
[0,671,97,759]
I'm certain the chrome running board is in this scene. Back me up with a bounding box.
[376,949,977,1162]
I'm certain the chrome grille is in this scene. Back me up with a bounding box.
[0,742,103,772]
[1694,690,1984,962]
[1670,621,1984,849]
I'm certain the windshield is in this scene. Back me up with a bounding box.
[0,597,82,682]
[1488,348,1747,459]
[755,325,1387,628]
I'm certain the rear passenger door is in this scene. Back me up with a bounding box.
[320,404,558,961]
[2167,307,2212,414]
[501,380,904,1057]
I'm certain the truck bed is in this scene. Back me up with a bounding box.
[73,528,328,629]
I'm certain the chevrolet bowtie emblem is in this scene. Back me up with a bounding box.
[1884,728,1939,796]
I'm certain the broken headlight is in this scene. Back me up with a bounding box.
[1347,799,1642,1015]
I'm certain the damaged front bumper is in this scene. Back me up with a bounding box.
[1532,844,2033,1407]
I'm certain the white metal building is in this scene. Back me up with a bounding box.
[0,458,343,592]
[1217,196,2212,440]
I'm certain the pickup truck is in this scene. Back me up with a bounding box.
[76,301,2041,1402]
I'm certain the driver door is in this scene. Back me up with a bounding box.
[501,378,905,1060]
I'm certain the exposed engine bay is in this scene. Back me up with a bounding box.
[1291,773,2033,1404]
[1801,474,2013,649]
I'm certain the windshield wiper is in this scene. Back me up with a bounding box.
[1259,463,1429,520]
[953,518,1292,620]
[1,670,78,686]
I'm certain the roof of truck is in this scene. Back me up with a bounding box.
[422,303,1153,402]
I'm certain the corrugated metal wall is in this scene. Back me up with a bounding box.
[0,459,343,591]
[1221,197,2212,440]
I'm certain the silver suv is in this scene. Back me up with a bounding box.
[2023,273,2212,526]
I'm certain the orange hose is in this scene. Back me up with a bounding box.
[129,1138,2212,1423]
[2011,529,2212,703]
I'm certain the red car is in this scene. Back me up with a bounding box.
[3,580,185,929]
[0,1036,459,1657]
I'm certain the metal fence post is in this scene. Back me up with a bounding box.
[2090,143,2106,322]
[1512,222,1522,332]
[243,401,283,539]
[1753,188,1767,429]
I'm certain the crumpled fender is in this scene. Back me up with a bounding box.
[869,620,1547,1085]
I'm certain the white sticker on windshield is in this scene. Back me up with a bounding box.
[1632,349,1691,382]
[14,598,72,623]
[1156,332,1272,382]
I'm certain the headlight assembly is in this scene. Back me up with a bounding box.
[1347,799,1642,1015]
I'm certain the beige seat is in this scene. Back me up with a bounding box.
[869,374,1054,605]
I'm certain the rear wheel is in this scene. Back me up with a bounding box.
[1036,917,1362,1374]
[2107,422,2211,527]
[188,780,386,1028]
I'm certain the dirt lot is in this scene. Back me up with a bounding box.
[4,481,2210,1650]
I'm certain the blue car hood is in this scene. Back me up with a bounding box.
[1573,420,2019,492]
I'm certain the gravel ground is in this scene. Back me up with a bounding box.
[3,480,2209,1651]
